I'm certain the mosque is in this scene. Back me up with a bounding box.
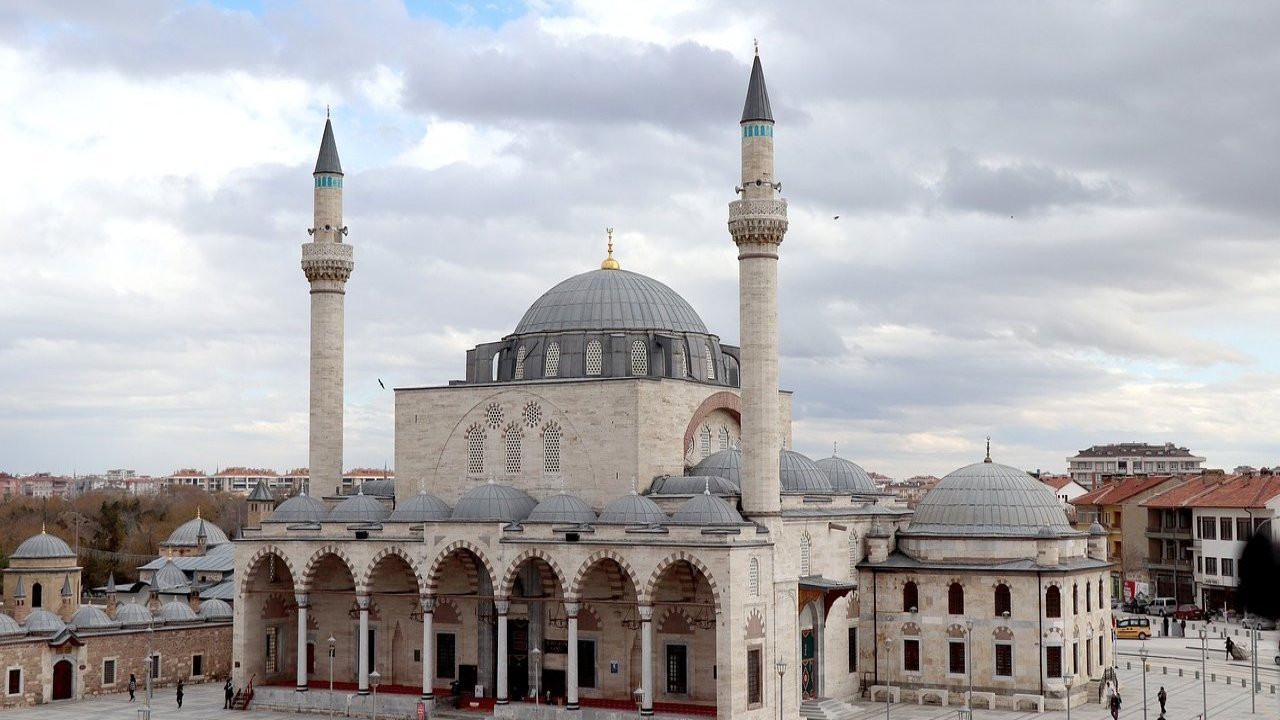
[233,52,1112,718]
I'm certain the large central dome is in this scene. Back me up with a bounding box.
[513,269,708,336]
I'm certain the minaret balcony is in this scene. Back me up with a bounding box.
[729,198,787,220]
[301,241,354,283]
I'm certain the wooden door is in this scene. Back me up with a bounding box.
[52,660,73,700]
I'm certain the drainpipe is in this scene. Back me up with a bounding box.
[1038,571,1045,697]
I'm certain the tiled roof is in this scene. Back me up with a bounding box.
[1153,473,1280,509]
[138,542,234,573]
[214,467,279,476]
[1142,476,1228,508]
[1040,475,1077,490]
[168,468,206,477]
[1073,475,1182,506]
[1071,442,1199,459]
[345,468,395,476]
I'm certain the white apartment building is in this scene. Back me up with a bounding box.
[1068,442,1205,489]
[1184,474,1280,611]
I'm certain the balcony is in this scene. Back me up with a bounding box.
[1145,525,1192,541]
[1145,557,1192,572]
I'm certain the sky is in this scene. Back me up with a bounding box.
[3,1,1280,480]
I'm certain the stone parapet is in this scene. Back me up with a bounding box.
[301,241,354,284]
[728,199,788,246]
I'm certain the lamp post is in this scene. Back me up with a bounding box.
[633,686,644,718]
[327,635,336,718]
[1064,674,1073,720]
[1139,643,1148,720]
[965,619,974,713]
[774,659,787,720]
[145,621,154,715]
[885,634,894,720]
[531,647,542,704]
[369,670,381,720]
[1251,627,1259,713]
[1199,627,1208,720]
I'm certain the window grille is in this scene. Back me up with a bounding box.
[748,558,759,595]
[585,340,602,376]
[102,659,116,685]
[847,628,858,672]
[849,532,859,576]
[1046,646,1062,678]
[466,425,484,476]
[704,343,715,380]
[699,426,712,458]
[523,401,542,428]
[995,644,1013,676]
[746,647,762,705]
[542,424,562,475]
[903,640,920,672]
[630,340,648,375]
[677,347,688,377]
[484,403,503,429]
[1073,584,1079,614]
[718,426,730,450]
[800,534,812,576]
[504,425,522,475]
[545,342,560,378]
[514,346,527,380]
[948,641,966,674]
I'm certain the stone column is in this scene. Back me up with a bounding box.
[565,602,580,710]
[495,599,509,705]
[357,594,370,695]
[421,596,435,700]
[295,593,310,692]
[640,605,654,716]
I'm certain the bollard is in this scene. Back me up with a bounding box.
[1271,684,1275,694]
[1179,668,1184,677]
[1126,661,1131,670]
[1162,666,1167,675]
[1211,673,1216,682]
[1195,671,1200,679]
[1242,679,1246,687]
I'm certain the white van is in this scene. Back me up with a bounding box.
[1148,597,1177,616]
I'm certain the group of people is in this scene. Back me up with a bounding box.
[1103,679,1169,720]
[120,672,198,709]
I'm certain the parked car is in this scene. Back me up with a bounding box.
[1173,604,1205,621]
[1148,597,1178,616]
[1123,599,1149,614]
[1115,617,1152,640]
[1243,614,1277,630]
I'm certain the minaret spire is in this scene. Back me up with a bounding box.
[729,49,787,517]
[301,115,354,499]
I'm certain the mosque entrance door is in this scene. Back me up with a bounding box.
[52,659,73,700]
[800,629,817,700]
[508,619,529,700]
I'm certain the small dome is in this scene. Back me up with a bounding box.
[815,456,878,493]
[351,479,396,497]
[117,603,159,627]
[527,493,597,524]
[12,531,75,560]
[648,475,739,496]
[780,449,834,494]
[159,601,200,623]
[451,483,538,523]
[23,609,66,635]
[0,613,23,637]
[905,460,1076,538]
[690,450,742,486]
[153,560,190,593]
[70,606,121,631]
[328,490,390,523]
[199,598,233,621]
[598,492,668,525]
[266,492,328,524]
[164,516,230,547]
[513,268,708,335]
[386,492,452,523]
[1090,522,1108,536]
[671,492,745,525]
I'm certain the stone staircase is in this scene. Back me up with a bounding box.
[800,697,860,720]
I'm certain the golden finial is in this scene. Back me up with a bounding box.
[42,522,46,534]
[754,38,759,56]
[984,436,993,463]
[600,227,620,270]
[196,507,202,519]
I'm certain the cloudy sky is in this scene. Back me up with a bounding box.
[3,1,1279,480]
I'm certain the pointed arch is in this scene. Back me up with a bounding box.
[644,550,721,609]
[300,545,359,591]
[359,546,426,594]
[243,545,299,588]
[569,550,641,601]
[498,548,568,598]
[425,539,497,594]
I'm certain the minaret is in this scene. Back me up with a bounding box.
[301,115,354,498]
[729,47,787,516]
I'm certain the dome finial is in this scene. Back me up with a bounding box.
[600,227,620,270]
[832,441,838,458]
[196,506,201,519]
[754,38,759,56]
[984,436,993,463]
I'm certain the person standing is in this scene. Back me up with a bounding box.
[1157,685,1167,714]
[1180,618,1187,637]
[1226,636,1236,660]
[224,678,234,709]
[127,674,137,701]
[1109,692,1122,720]
[176,679,184,708]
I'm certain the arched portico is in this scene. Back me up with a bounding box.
[302,550,360,693]
[648,557,719,711]
[428,545,497,703]
[241,549,299,689]
[572,554,646,712]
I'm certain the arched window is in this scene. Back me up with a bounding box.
[544,342,560,378]
[676,347,688,377]
[1046,585,1062,618]
[1085,582,1091,612]
[542,423,562,475]
[848,531,859,576]
[718,426,731,450]
[1097,579,1104,609]
[1072,583,1079,614]
[994,584,1011,616]
[902,581,919,612]
[704,343,716,380]
[514,345,527,380]
[32,582,42,608]
[749,558,760,596]
[699,426,712,458]
[800,534,812,576]
[503,425,521,475]
[585,340,602,376]
[466,425,484,476]
[948,582,964,615]
[630,340,648,375]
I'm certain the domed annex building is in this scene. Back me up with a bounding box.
[234,53,1111,718]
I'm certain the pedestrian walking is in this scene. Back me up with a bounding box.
[1109,692,1122,720]
[1157,685,1167,713]
[127,674,137,701]
[1180,618,1187,637]
[224,678,234,709]
[176,679,184,708]
[1163,615,1170,636]
[1226,636,1235,660]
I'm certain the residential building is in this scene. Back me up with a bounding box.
[1040,475,1089,506]
[1182,472,1280,612]
[1067,443,1205,489]
[1072,474,1188,600]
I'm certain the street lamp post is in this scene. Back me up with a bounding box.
[1139,644,1148,720]
[1251,627,1259,713]
[1064,674,1073,720]
[327,636,336,718]
[1199,628,1208,720]
[965,619,974,713]
[369,670,381,720]
[775,660,787,720]
[633,686,644,718]
[531,647,542,705]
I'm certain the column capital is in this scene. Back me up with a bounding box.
[420,596,436,613]
[638,605,654,622]
[494,599,510,615]
[356,594,370,609]
[294,593,310,608]
[564,602,580,618]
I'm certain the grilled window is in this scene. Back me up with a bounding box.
[903,639,920,672]
[630,340,648,375]
[748,558,759,596]
[704,343,715,380]
[542,424,562,475]
[585,340,602,376]
[995,644,1013,677]
[746,647,762,705]
[466,425,484,476]
[800,534,812,576]
[504,425,522,475]
[102,659,116,685]
[514,346,527,380]
[1046,646,1063,678]
[544,342,560,378]
[948,641,966,674]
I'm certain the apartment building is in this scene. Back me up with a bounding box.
[1068,442,1205,489]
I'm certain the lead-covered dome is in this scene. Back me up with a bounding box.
[386,491,452,523]
[12,531,75,560]
[160,601,200,624]
[165,516,230,547]
[23,609,66,635]
[452,482,538,523]
[0,613,22,637]
[671,492,745,525]
[904,460,1076,537]
[200,598,233,621]
[815,456,878,493]
[117,603,158,627]
[527,492,597,524]
[328,489,390,523]
[266,492,328,524]
[514,269,708,335]
[599,492,668,525]
[70,606,121,631]
[690,448,836,494]
[153,560,190,593]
